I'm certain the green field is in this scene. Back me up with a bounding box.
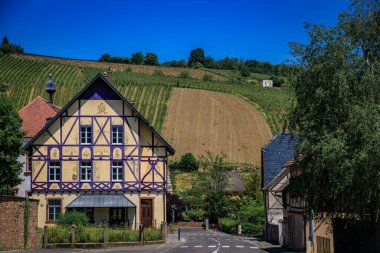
[0,54,291,133]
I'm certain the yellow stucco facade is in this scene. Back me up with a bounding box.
[26,75,174,228]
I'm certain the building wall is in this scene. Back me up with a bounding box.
[0,196,39,249]
[32,191,165,228]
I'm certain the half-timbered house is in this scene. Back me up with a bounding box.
[24,73,174,228]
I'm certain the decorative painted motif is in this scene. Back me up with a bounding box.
[97,102,107,115]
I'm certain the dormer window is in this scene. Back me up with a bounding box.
[81,126,92,145]
[112,126,123,145]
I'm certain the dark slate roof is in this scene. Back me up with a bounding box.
[262,133,297,188]
[67,194,136,208]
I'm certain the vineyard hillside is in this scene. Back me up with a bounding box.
[0,54,291,163]
[163,88,273,164]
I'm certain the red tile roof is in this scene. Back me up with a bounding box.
[18,96,61,138]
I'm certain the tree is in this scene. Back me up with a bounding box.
[289,0,380,221]
[188,48,205,68]
[271,76,286,87]
[99,53,110,62]
[144,52,159,65]
[178,152,199,170]
[0,36,23,55]
[131,52,144,65]
[240,65,251,77]
[0,83,24,194]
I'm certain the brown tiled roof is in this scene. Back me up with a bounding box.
[18,96,61,138]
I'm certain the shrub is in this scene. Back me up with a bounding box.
[187,208,206,221]
[47,226,71,243]
[180,212,190,221]
[179,71,191,79]
[271,76,286,87]
[202,74,213,81]
[219,217,238,234]
[240,65,251,77]
[57,210,89,226]
[144,228,162,241]
[76,226,103,243]
[152,69,165,77]
[178,152,199,170]
[107,228,139,242]
[125,67,132,72]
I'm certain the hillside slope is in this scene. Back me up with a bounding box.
[163,88,273,164]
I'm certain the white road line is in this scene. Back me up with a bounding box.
[250,246,258,249]
[208,245,216,248]
[236,245,244,248]
[194,245,202,248]
[180,246,189,248]
[222,245,230,248]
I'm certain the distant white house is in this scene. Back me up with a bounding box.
[260,80,273,88]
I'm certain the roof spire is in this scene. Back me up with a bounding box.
[45,73,56,105]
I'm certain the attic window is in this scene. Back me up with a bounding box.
[81,126,92,145]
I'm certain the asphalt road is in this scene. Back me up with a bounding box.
[5,228,266,253]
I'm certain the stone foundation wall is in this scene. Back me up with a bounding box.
[0,196,39,249]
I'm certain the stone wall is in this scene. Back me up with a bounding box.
[0,195,39,249]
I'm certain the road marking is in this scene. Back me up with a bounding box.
[222,245,230,248]
[250,246,258,249]
[209,237,221,253]
[180,246,188,248]
[194,245,202,248]
[208,245,216,248]
[236,245,244,248]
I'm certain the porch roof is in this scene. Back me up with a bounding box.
[67,194,136,208]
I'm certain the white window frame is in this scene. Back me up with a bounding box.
[112,161,123,182]
[49,161,61,182]
[112,126,123,145]
[48,199,61,221]
[80,161,92,182]
[81,126,92,145]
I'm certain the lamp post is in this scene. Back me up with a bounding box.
[5,154,11,195]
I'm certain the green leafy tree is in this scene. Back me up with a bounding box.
[99,53,110,62]
[188,48,205,68]
[240,65,251,77]
[0,83,24,194]
[178,152,199,170]
[131,52,144,65]
[144,52,159,65]
[289,0,380,221]
[0,36,23,55]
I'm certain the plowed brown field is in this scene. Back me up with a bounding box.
[163,88,273,165]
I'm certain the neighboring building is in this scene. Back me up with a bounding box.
[282,162,334,253]
[261,133,296,243]
[13,96,61,197]
[260,80,273,88]
[23,73,175,228]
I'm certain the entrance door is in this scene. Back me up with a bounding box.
[109,208,125,226]
[140,199,153,227]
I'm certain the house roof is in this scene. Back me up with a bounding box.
[67,194,136,208]
[18,96,61,138]
[24,74,175,155]
[262,133,297,188]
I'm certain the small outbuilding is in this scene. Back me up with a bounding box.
[260,80,273,88]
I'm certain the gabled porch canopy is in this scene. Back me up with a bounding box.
[67,194,136,208]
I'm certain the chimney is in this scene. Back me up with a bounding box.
[106,67,112,84]
[45,73,56,105]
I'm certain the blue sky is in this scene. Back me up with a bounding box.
[0,0,351,64]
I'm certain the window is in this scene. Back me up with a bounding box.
[112,126,123,144]
[81,126,92,144]
[112,161,123,181]
[49,161,60,182]
[81,161,92,182]
[48,199,61,221]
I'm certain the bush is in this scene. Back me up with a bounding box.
[240,65,251,77]
[57,210,89,226]
[219,217,238,234]
[180,212,190,221]
[179,71,191,79]
[271,76,286,87]
[144,228,162,241]
[152,69,165,77]
[202,74,213,81]
[125,67,132,72]
[187,208,206,221]
[47,226,71,243]
[107,228,139,242]
[76,226,103,243]
[178,153,199,170]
